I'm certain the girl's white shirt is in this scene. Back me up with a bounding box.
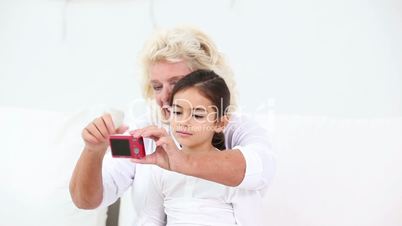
[100,103,276,226]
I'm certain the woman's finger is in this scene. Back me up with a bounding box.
[93,117,110,139]
[87,121,105,141]
[102,114,115,135]
[82,128,99,144]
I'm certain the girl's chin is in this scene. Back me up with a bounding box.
[176,138,194,147]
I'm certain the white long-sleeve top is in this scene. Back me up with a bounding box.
[136,165,238,226]
[99,110,276,225]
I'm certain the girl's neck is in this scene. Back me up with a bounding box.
[181,142,217,155]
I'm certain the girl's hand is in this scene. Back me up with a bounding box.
[82,113,128,154]
[130,126,188,172]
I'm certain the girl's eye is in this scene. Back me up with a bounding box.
[193,115,204,119]
[172,111,182,115]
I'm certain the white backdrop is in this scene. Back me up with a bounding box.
[0,0,401,117]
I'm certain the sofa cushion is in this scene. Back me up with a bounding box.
[0,107,108,226]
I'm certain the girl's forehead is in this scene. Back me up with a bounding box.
[173,88,215,111]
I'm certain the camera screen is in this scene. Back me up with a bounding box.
[110,139,131,156]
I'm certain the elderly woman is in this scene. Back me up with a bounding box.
[69,26,275,225]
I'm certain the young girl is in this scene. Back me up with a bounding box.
[134,70,265,226]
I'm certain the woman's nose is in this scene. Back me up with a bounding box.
[160,86,172,104]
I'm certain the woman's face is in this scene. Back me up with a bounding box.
[149,61,192,118]
[170,87,220,150]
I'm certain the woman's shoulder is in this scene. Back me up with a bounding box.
[123,101,164,129]
[223,112,272,147]
[225,112,264,132]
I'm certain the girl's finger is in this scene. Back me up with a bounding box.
[155,136,168,147]
[156,137,177,155]
[141,127,167,139]
[129,129,143,138]
[116,124,129,134]
[130,153,156,165]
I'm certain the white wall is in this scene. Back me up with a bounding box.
[1,1,402,226]
[0,0,401,117]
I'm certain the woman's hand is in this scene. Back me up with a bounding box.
[130,126,188,172]
[82,113,128,154]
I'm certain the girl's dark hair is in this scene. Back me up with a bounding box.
[169,69,230,150]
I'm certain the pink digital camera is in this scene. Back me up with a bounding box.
[109,135,146,159]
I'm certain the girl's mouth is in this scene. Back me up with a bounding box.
[176,130,193,137]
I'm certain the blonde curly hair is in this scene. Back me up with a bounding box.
[139,26,237,109]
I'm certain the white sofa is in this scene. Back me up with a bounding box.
[0,107,108,226]
[1,106,401,226]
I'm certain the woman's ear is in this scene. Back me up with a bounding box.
[214,115,229,133]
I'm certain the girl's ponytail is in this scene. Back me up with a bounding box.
[212,132,226,150]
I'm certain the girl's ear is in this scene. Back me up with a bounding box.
[214,115,229,133]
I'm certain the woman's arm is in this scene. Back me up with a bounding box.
[131,115,275,189]
[186,114,276,189]
[69,114,130,209]
[183,149,245,186]
[69,146,106,209]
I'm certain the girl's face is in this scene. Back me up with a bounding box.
[170,87,224,150]
[149,61,192,118]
